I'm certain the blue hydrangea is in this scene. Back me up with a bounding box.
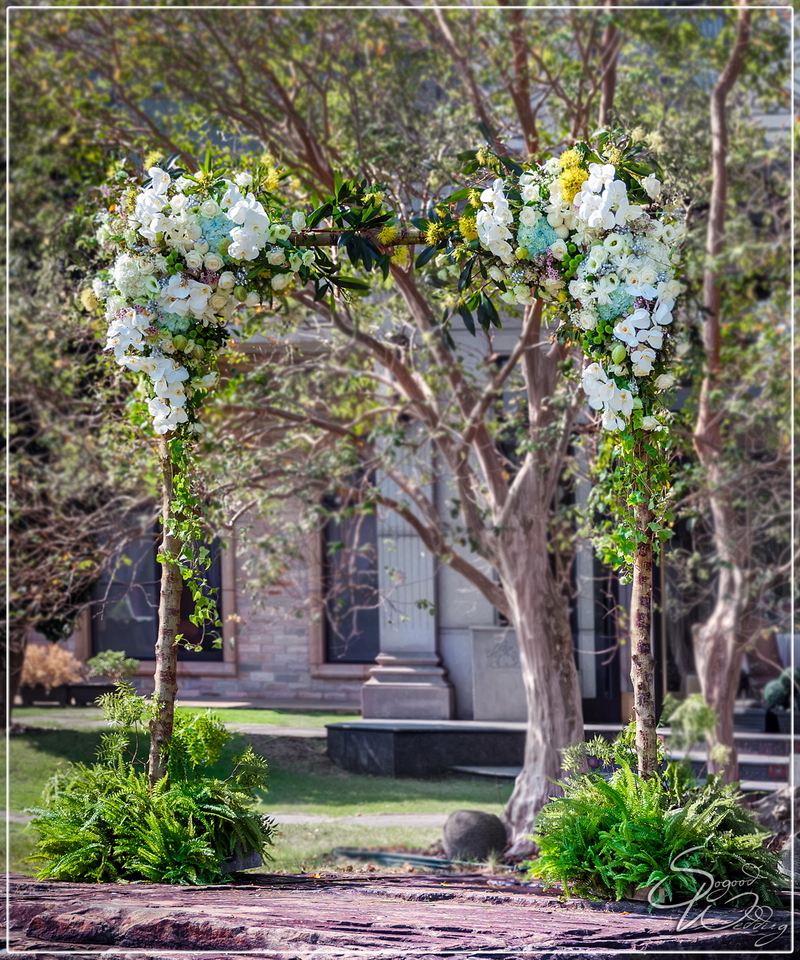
[517,219,559,257]
[159,312,192,334]
[198,214,234,256]
[597,289,635,322]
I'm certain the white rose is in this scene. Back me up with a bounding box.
[194,241,209,256]
[271,274,291,292]
[555,225,569,239]
[654,373,676,390]
[200,199,220,217]
[549,239,568,261]
[209,292,229,312]
[577,310,597,331]
[291,210,307,231]
[184,251,204,271]
[234,171,253,187]
[245,290,262,305]
[641,416,661,430]
[217,271,236,291]
[267,248,287,266]
[514,284,534,305]
[204,252,225,272]
[270,223,292,242]
[642,174,662,200]
[488,266,505,283]
[170,194,189,213]
[518,206,539,228]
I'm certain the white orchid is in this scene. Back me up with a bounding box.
[630,346,656,376]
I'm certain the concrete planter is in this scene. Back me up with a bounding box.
[20,684,69,706]
[68,682,117,706]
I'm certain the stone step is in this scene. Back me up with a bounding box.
[450,764,786,794]
[327,719,796,779]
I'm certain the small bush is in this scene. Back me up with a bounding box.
[527,724,784,906]
[763,667,800,712]
[27,685,275,884]
[20,643,84,692]
[86,649,140,682]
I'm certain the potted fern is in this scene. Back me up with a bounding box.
[28,685,275,884]
[527,724,785,907]
[69,650,141,706]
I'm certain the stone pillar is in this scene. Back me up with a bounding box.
[361,458,454,719]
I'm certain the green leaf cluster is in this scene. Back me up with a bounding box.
[27,686,274,885]
[528,726,783,906]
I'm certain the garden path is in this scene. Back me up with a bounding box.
[6,872,794,958]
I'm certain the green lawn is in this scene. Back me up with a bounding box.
[5,709,512,876]
[12,705,360,729]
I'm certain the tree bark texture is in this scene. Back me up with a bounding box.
[692,2,752,783]
[499,523,584,857]
[148,436,183,785]
[630,499,658,779]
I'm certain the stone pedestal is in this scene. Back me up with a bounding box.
[361,651,454,719]
[471,627,526,721]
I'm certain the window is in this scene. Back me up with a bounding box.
[91,530,224,662]
[322,501,380,664]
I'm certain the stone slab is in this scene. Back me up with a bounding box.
[5,873,794,958]
[326,722,526,777]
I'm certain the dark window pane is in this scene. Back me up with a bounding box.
[91,531,223,662]
[323,510,380,663]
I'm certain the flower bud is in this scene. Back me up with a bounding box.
[611,343,627,365]
[233,285,248,302]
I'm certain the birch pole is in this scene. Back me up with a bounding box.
[629,444,658,778]
[148,436,183,785]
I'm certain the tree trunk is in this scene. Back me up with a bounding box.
[692,537,751,783]
[148,436,183,785]
[691,1,752,785]
[499,524,584,857]
[630,499,658,778]
[4,621,28,729]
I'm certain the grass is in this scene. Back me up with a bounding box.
[12,705,360,729]
[5,708,513,877]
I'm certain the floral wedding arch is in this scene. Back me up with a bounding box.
[90,134,684,779]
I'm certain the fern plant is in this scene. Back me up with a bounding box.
[27,684,275,885]
[528,723,784,906]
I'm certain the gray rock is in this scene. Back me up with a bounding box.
[443,809,508,862]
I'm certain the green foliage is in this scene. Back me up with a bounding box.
[27,687,274,885]
[528,726,784,906]
[86,650,140,682]
[763,667,800,712]
[660,693,718,757]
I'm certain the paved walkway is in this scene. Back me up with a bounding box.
[7,873,794,957]
[3,810,446,828]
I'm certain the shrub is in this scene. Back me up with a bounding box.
[20,643,84,692]
[763,667,800,712]
[527,724,784,906]
[86,649,140,682]
[27,685,275,884]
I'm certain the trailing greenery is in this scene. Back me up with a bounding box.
[27,685,275,885]
[528,724,784,906]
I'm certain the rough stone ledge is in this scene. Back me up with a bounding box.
[5,873,795,959]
